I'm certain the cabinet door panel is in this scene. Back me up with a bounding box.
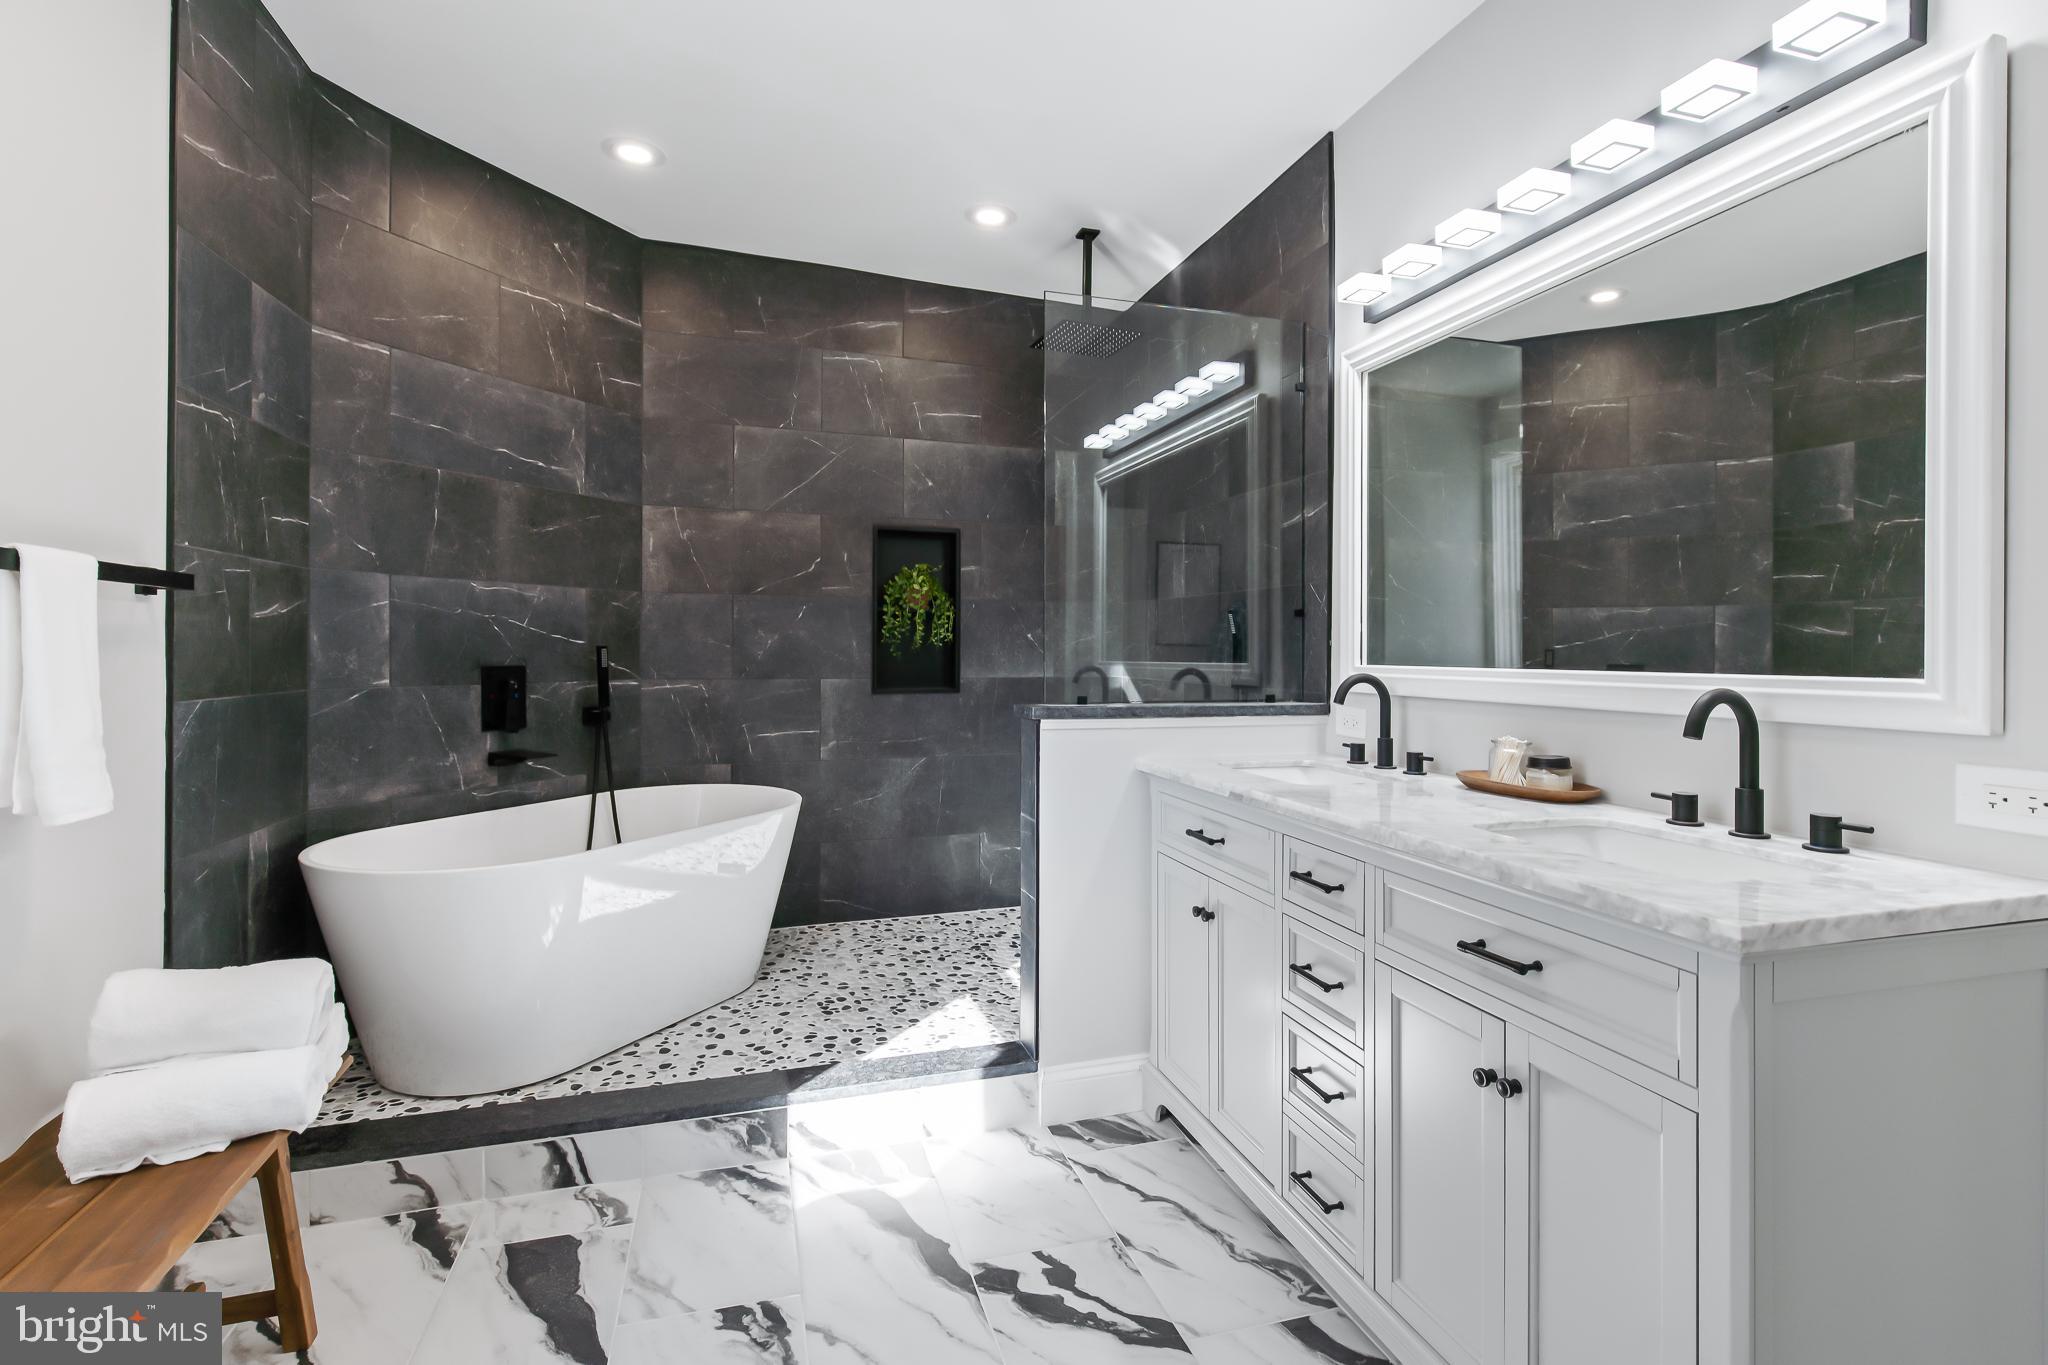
[1505,1031,1696,1365]
[1156,855,1213,1107]
[1211,878,1280,1180]
[1374,965,1506,1365]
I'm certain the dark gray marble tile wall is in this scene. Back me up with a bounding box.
[637,244,1045,924]
[1515,253,1926,676]
[1137,135,1335,699]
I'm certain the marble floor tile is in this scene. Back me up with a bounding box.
[621,1163,800,1323]
[483,1125,648,1197]
[794,1169,1002,1364]
[609,1297,807,1365]
[789,1139,932,1197]
[1049,1112,1177,1157]
[413,1226,631,1364]
[164,1203,479,1363]
[926,1126,1112,1260]
[296,1149,484,1226]
[1070,1139,1334,1337]
[472,1180,639,1245]
[641,1109,787,1174]
[1188,1310,1393,1365]
[971,1236,1193,1364]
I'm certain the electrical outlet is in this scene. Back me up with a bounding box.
[1332,704,1372,740]
[1955,764,2048,836]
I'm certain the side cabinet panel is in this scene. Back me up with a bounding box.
[1374,965,1507,1365]
[1505,1031,1696,1365]
[1211,878,1281,1181]
[1155,854,1213,1108]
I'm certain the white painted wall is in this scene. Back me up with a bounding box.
[1331,0,2048,878]
[0,1,171,1156]
[1036,715,1322,1117]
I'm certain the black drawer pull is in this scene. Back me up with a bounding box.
[1289,1065,1345,1104]
[1289,962,1346,993]
[1289,1169,1344,1215]
[1456,938,1543,976]
[1289,869,1346,895]
[1184,827,1226,847]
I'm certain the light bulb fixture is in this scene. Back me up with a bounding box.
[970,204,1014,229]
[1496,168,1572,215]
[603,138,664,167]
[1570,119,1656,172]
[1114,415,1145,434]
[1097,425,1123,443]
[1083,434,1112,451]
[1198,360,1244,385]
[1134,402,1168,422]
[1381,243,1444,280]
[1174,375,1213,398]
[1773,0,1885,59]
[1587,287,1624,305]
[1661,58,1760,121]
[1336,272,1393,306]
[1434,209,1503,250]
[1154,389,1189,410]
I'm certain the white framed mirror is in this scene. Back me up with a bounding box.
[1333,37,2007,734]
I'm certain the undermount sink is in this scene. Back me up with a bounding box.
[1484,821,1801,885]
[1226,760,1394,786]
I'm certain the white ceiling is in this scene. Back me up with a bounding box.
[265,0,1482,301]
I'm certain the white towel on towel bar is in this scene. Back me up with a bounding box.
[87,958,338,1074]
[0,544,113,825]
[57,1002,349,1182]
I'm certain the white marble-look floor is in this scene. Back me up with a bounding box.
[169,1092,1396,1364]
[317,908,1021,1126]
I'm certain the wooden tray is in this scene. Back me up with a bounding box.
[1456,770,1604,803]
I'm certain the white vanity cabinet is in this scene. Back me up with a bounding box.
[1142,772,2048,1365]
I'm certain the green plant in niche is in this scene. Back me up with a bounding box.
[880,563,956,657]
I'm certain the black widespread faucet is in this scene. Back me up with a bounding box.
[1072,664,1108,705]
[1169,666,1213,701]
[1332,672,1396,769]
[1682,687,1769,840]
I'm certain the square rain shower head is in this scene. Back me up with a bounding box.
[1033,315,1143,357]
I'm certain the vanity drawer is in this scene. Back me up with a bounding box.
[1281,836,1368,935]
[1156,791,1274,891]
[1378,872,1696,1080]
[1282,914,1369,1048]
[1283,1114,1370,1273]
[1283,1011,1367,1164]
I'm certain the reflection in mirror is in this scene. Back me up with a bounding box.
[1366,124,1928,678]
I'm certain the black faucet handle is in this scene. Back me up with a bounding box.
[1342,742,1368,765]
[1403,751,1434,776]
[1651,791,1704,828]
[1803,814,1873,854]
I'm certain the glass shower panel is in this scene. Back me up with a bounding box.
[1043,293,1308,704]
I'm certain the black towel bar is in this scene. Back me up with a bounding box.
[0,547,195,595]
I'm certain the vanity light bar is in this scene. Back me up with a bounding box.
[1661,58,1760,121]
[1434,208,1503,250]
[1381,243,1444,280]
[1153,389,1189,410]
[1134,401,1168,421]
[1496,168,1572,215]
[1198,360,1244,385]
[1336,272,1393,306]
[1773,0,1885,58]
[1095,363,1247,454]
[1082,434,1112,450]
[1570,118,1656,172]
[1174,375,1212,398]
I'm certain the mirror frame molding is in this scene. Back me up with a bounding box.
[1333,37,2008,735]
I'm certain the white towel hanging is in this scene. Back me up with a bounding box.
[2,544,114,825]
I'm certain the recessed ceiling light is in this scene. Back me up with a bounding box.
[970,205,1014,229]
[604,138,663,167]
[1661,59,1760,121]
[1588,287,1624,305]
[1570,119,1656,173]
[1497,168,1573,215]
[1773,0,1884,58]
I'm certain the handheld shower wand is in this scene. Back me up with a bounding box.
[584,645,622,850]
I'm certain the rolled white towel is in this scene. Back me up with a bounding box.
[57,1003,347,1183]
[87,958,335,1074]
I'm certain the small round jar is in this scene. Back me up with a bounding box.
[1523,755,1576,791]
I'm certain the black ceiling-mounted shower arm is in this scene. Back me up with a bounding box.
[1076,227,1099,302]
[1032,227,1140,359]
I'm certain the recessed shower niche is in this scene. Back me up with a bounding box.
[872,525,962,695]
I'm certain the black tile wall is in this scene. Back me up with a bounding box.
[1515,254,1926,675]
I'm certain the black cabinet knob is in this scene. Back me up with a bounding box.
[1472,1067,1499,1089]
[1496,1076,1523,1099]
[1652,791,1704,827]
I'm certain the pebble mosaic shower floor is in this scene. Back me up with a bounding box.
[315,908,1021,1127]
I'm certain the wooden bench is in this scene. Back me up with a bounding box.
[0,1116,316,1351]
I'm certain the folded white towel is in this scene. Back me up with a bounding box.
[88,958,337,1074]
[2,545,113,825]
[57,1002,347,1182]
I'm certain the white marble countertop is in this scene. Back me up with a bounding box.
[1140,755,2048,955]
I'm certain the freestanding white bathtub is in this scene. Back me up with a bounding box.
[300,784,799,1097]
